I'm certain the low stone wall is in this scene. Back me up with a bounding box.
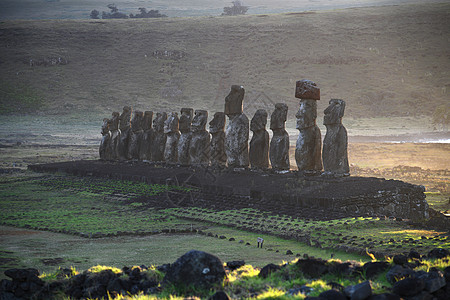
[29,160,429,221]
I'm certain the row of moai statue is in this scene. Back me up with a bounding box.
[100,80,349,174]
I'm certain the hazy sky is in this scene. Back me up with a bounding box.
[0,0,446,20]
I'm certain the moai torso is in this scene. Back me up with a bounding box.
[164,112,181,163]
[178,108,193,165]
[294,80,322,172]
[128,110,144,160]
[269,103,290,171]
[249,109,269,169]
[99,118,111,160]
[322,99,349,174]
[117,106,132,160]
[109,112,120,160]
[189,110,210,165]
[151,112,167,162]
[139,111,154,161]
[209,112,227,167]
[225,85,249,168]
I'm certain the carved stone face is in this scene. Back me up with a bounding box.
[270,103,288,130]
[131,110,144,132]
[179,108,193,133]
[110,112,120,131]
[191,110,208,132]
[296,99,317,129]
[101,118,109,135]
[119,106,132,129]
[143,111,153,130]
[164,112,179,134]
[324,99,345,125]
[224,85,245,116]
[250,109,268,132]
[153,112,167,132]
[209,112,226,133]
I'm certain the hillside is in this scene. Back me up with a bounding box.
[0,2,449,123]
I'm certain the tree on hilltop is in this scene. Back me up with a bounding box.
[222,1,249,16]
[130,8,167,18]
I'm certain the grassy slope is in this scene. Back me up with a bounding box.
[0,2,449,121]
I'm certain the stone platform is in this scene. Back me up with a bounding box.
[28,160,429,221]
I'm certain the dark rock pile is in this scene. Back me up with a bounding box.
[1,248,448,299]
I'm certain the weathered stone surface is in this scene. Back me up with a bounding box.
[258,263,281,278]
[139,111,154,161]
[209,291,231,300]
[109,112,120,160]
[164,112,180,163]
[163,250,226,290]
[117,106,132,160]
[249,109,269,169]
[225,86,249,168]
[190,110,210,165]
[99,118,111,160]
[224,85,244,115]
[322,99,349,174]
[209,112,227,167]
[226,260,245,271]
[128,110,144,160]
[295,99,322,172]
[392,277,425,297]
[344,281,372,300]
[296,258,328,278]
[151,112,167,162]
[295,79,320,100]
[178,108,193,165]
[319,289,347,300]
[427,248,450,259]
[269,103,290,170]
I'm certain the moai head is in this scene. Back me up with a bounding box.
[119,106,132,129]
[164,112,179,134]
[209,112,226,134]
[296,100,317,129]
[270,103,288,130]
[295,80,320,100]
[143,111,153,131]
[250,109,268,132]
[191,110,208,132]
[101,118,110,135]
[179,108,194,133]
[224,85,245,116]
[153,112,168,132]
[324,99,346,125]
[131,110,144,132]
[110,112,120,131]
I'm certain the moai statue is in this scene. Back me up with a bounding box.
[178,108,194,165]
[209,112,227,167]
[128,110,144,160]
[224,85,249,168]
[249,109,269,169]
[151,112,167,162]
[139,111,154,161]
[189,110,210,165]
[99,118,111,160]
[164,112,180,163]
[294,79,323,173]
[269,103,290,171]
[322,99,349,175]
[109,111,120,160]
[117,106,132,160]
